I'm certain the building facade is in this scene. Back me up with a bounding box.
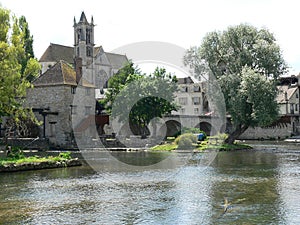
[239,74,300,139]
[26,12,128,147]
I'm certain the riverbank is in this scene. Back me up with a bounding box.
[0,158,82,172]
[0,151,82,173]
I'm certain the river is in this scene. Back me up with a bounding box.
[0,142,299,224]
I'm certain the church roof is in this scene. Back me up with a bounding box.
[39,43,128,71]
[106,52,128,70]
[33,60,94,88]
[39,43,74,65]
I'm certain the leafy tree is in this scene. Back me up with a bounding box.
[103,61,140,113]
[184,24,287,143]
[104,63,178,137]
[0,7,40,125]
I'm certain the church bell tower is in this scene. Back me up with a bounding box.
[73,12,95,66]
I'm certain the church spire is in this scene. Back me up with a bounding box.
[79,11,88,23]
[74,12,95,65]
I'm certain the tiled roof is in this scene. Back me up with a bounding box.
[33,60,94,88]
[177,77,195,84]
[277,85,298,103]
[39,43,74,64]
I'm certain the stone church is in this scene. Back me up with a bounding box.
[26,12,128,147]
[39,11,128,95]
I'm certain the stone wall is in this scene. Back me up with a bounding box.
[5,138,50,149]
[239,124,292,140]
[26,84,96,148]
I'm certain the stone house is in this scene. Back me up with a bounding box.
[26,59,95,147]
[172,77,210,116]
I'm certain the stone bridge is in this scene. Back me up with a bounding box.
[113,114,227,137]
[158,115,226,136]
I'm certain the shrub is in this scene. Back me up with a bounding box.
[58,151,71,160]
[175,133,198,149]
[173,127,207,139]
[7,146,24,160]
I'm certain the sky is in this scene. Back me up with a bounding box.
[1,0,300,75]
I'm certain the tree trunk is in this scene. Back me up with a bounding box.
[225,124,249,144]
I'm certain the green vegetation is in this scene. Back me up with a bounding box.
[175,127,207,138]
[174,133,198,149]
[151,133,252,151]
[151,143,177,151]
[103,62,178,137]
[184,24,287,144]
[0,7,41,140]
[0,149,73,166]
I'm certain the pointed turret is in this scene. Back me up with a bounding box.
[79,11,88,23]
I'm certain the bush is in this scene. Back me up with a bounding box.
[175,133,198,149]
[58,152,71,160]
[7,146,24,160]
[173,127,207,138]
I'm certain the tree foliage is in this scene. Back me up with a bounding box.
[184,24,287,143]
[0,7,40,123]
[104,63,178,136]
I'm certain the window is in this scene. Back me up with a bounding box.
[49,122,56,137]
[192,97,200,105]
[181,86,188,92]
[296,104,298,112]
[71,86,76,94]
[86,88,91,96]
[179,97,188,105]
[85,106,92,115]
[180,108,185,114]
[193,85,200,92]
[70,105,77,115]
[194,108,199,114]
[296,93,299,99]
[290,104,294,114]
[86,28,91,44]
[86,46,92,57]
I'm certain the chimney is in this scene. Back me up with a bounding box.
[74,57,82,84]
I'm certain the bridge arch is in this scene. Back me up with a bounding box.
[163,120,182,137]
[195,122,216,136]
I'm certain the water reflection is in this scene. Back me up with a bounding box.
[0,148,299,224]
[209,151,281,224]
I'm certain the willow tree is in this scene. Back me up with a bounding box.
[0,7,40,124]
[184,24,287,143]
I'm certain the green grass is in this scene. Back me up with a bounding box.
[151,140,252,152]
[0,152,72,166]
[197,143,252,151]
[151,143,177,151]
